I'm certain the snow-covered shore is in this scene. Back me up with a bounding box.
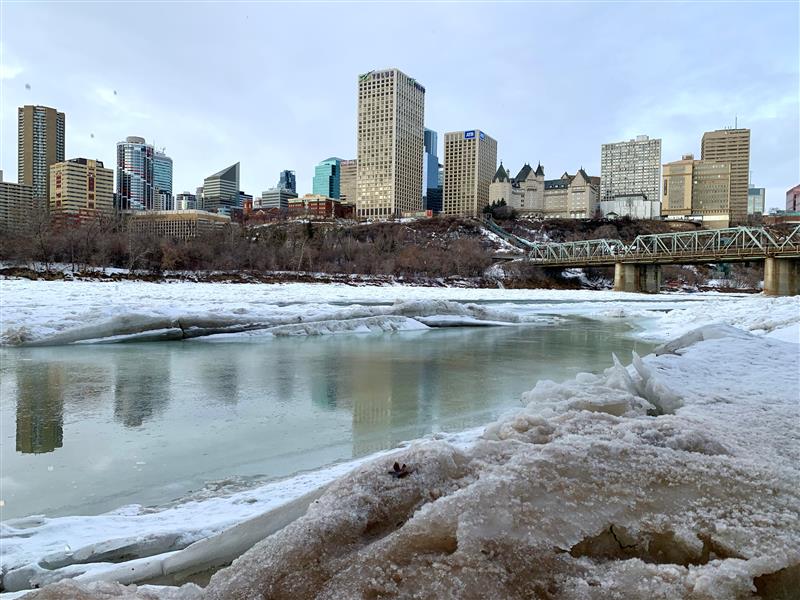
[1,283,798,598]
[0,279,775,347]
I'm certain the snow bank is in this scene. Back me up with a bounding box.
[0,279,719,347]
[16,323,800,599]
[0,297,539,346]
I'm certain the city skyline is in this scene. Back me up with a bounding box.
[0,3,797,210]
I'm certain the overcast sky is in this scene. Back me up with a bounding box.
[1,1,797,209]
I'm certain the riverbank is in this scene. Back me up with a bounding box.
[2,288,797,598]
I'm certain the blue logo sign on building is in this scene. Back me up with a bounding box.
[464,130,475,139]
[479,131,485,140]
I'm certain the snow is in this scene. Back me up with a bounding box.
[479,228,523,254]
[2,281,799,597]
[2,279,792,348]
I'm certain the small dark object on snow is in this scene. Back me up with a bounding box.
[388,462,411,478]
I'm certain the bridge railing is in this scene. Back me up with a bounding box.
[527,238,625,262]
[780,224,800,251]
[525,225,800,265]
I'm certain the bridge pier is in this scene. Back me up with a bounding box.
[613,263,662,294]
[764,257,800,296]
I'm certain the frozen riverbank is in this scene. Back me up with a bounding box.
[0,278,777,347]
[1,285,797,598]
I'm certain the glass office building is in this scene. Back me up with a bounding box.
[278,170,296,193]
[312,157,341,199]
[116,136,154,211]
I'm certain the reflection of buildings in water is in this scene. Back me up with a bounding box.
[114,353,170,427]
[350,354,395,456]
[199,358,240,405]
[16,363,65,454]
[310,348,341,411]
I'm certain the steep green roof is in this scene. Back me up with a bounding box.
[493,163,509,183]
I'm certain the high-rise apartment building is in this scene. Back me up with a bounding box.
[442,129,497,217]
[202,163,240,213]
[701,128,750,223]
[0,181,34,233]
[313,158,341,198]
[600,135,662,216]
[747,187,765,216]
[356,68,425,218]
[18,105,65,202]
[662,154,731,227]
[339,159,357,204]
[49,158,114,221]
[116,136,154,211]
[278,170,296,194]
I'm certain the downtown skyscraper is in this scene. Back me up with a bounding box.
[18,105,65,202]
[116,136,154,211]
[153,150,173,210]
[701,128,750,223]
[443,129,497,217]
[356,68,425,218]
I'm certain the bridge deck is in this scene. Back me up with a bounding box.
[517,225,800,268]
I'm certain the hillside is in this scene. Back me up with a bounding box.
[0,216,764,290]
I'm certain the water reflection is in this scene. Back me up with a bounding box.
[1,318,654,518]
[16,363,64,454]
[113,352,171,427]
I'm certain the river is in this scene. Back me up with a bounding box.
[0,313,653,520]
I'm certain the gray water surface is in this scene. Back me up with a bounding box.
[0,318,653,520]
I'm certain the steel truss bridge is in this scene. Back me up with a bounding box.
[521,225,800,268]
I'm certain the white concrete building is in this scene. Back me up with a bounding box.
[600,135,662,217]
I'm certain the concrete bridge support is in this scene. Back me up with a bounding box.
[613,263,662,294]
[764,257,800,296]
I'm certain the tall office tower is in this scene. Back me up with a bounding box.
[153,151,173,211]
[203,163,240,213]
[278,170,296,193]
[423,128,440,202]
[701,128,750,223]
[339,159,357,204]
[442,129,497,217]
[600,135,662,212]
[18,105,65,202]
[116,136,154,211]
[747,187,765,216]
[312,157,341,198]
[49,158,114,221]
[356,68,425,218]
[662,154,731,227]
[153,150,173,196]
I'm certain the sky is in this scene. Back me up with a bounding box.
[0,1,798,210]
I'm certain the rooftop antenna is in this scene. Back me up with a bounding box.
[735,115,738,129]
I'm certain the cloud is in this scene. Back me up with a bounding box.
[0,63,23,80]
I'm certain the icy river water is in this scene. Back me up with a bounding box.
[0,312,654,520]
